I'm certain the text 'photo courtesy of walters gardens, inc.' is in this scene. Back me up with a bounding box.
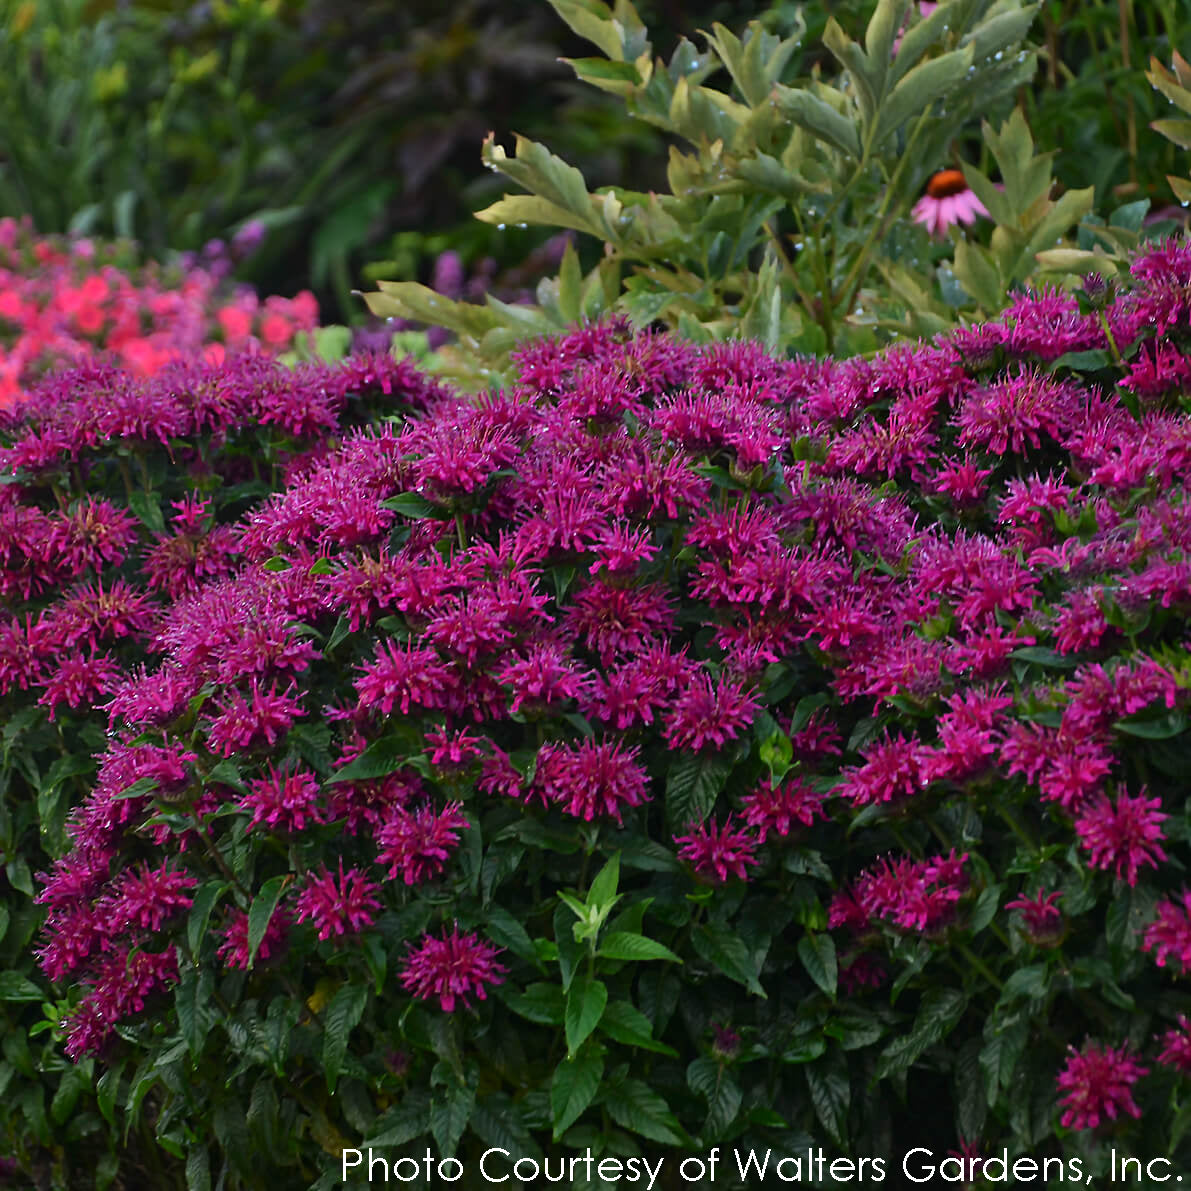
[340,1146,1187,1186]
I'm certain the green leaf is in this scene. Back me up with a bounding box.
[874,44,974,147]
[955,1037,988,1143]
[598,1001,679,1056]
[246,876,288,970]
[587,852,620,912]
[185,1146,211,1191]
[551,1047,604,1139]
[429,1076,474,1159]
[980,1013,1030,1102]
[187,881,228,958]
[481,133,605,239]
[598,931,682,963]
[665,752,731,830]
[546,0,647,62]
[772,84,861,159]
[364,1092,430,1147]
[322,983,368,1094]
[484,906,539,965]
[565,972,608,1057]
[805,1050,850,1146]
[692,923,766,997]
[326,736,409,784]
[0,973,43,1002]
[380,492,448,519]
[505,982,565,1026]
[311,325,353,363]
[875,988,966,1080]
[603,1077,686,1145]
[952,240,1004,312]
[1115,711,1188,740]
[798,932,838,997]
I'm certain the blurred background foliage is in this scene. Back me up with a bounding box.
[1,0,1186,324]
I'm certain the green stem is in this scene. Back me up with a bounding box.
[957,943,1003,991]
[834,107,936,319]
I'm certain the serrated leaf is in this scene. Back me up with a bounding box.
[247,876,288,970]
[127,489,166,536]
[603,1077,686,1145]
[666,752,731,830]
[505,982,565,1025]
[322,983,368,1094]
[429,1078,474,1159]
[955,1037,988,1143]
[598,931,682,963]
[692,923,766,997]
[876,987,966,1081]
[599,1001,678,1056]
[805,1051,849,1146]
[469,1096,544,1165]
[364,1092,431,1147]
[551,1048,603,1139]
[980,1014,1030,1102]
[798,932,838,997]
[565,972,608,1057]
[484,905,538,965]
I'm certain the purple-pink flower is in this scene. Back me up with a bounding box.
[400,926,506,1012]
[1056,1041,1147,1130]
[912,169,988,237]
[674,816,760,883]
[294,862,382,941]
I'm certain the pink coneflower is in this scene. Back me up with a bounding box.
[912,169,988,237]
[1056,1040,1147,1130]
[674,816,760,884]
[400,926,506,1012]
[294,862,381,941]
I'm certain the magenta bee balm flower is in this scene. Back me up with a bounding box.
[400,926,506,1013]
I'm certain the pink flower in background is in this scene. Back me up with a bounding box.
[400,926,506,1012]
[1056,1041,1147,1130]
[913,169,989,237]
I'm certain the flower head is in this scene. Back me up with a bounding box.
[912,169,988,237]
[294,862,381,941]
[1056,1041,1147,1131]
[674,816,760,883]
[400,926,506,1012]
